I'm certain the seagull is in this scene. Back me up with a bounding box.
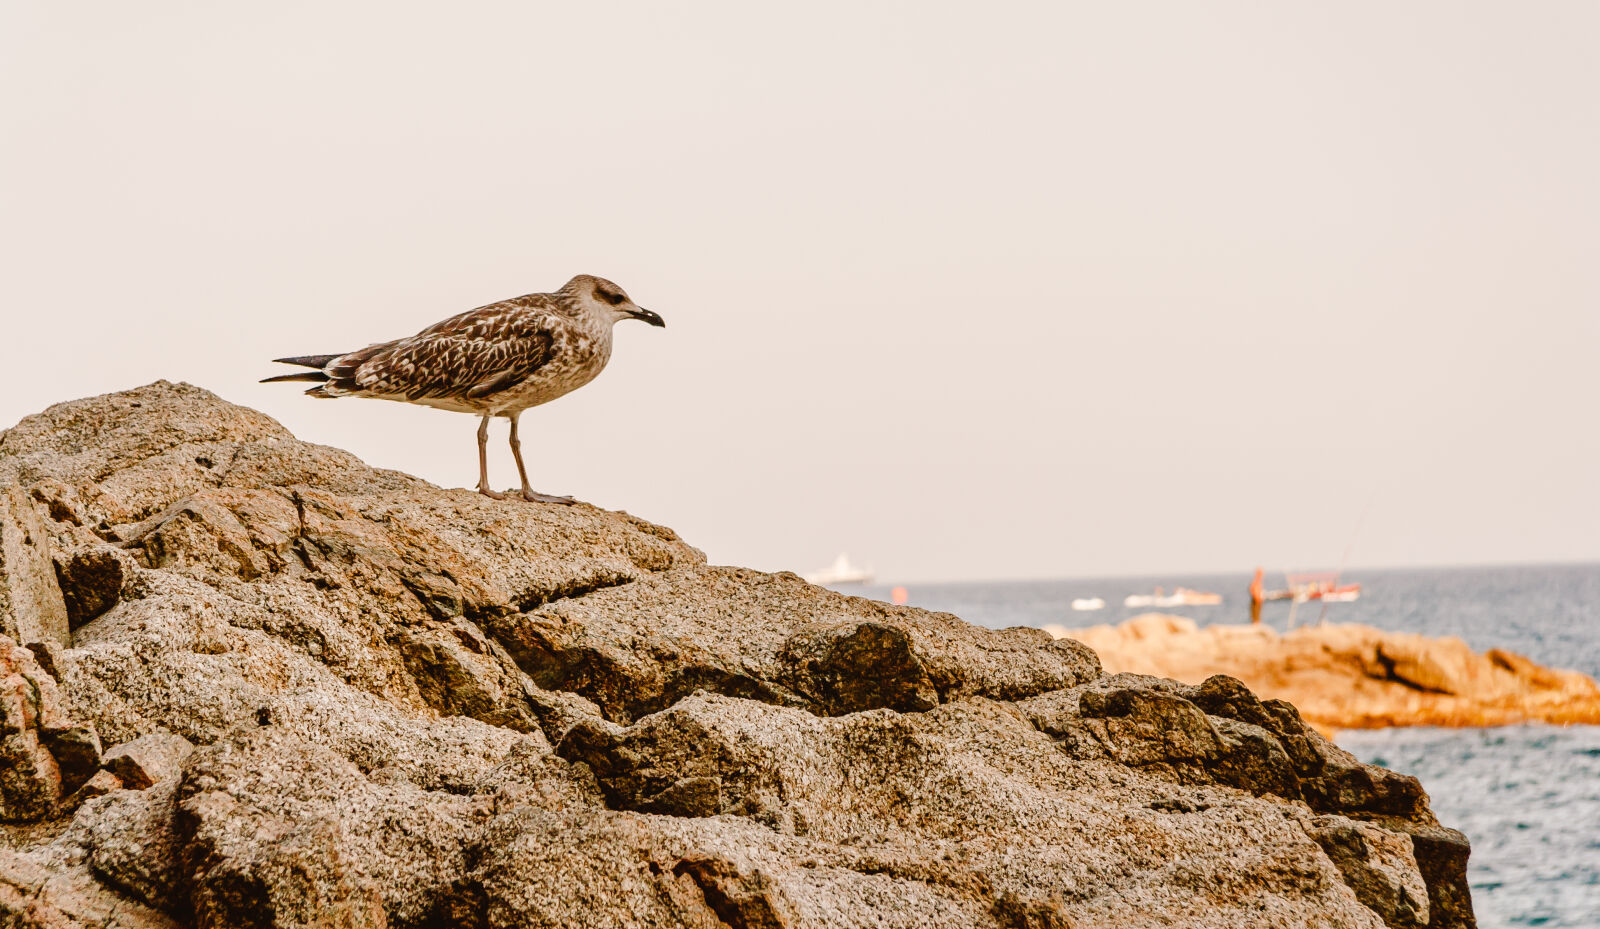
[262,275,664,504]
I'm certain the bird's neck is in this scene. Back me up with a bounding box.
[552,295,617,341]
[548,291,593,322]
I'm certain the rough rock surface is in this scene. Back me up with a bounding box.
[1,635,101,821]
[100,732,194,790]
[1051,613,1600,730]
[1,484,71,649]
[0,383,1476,928]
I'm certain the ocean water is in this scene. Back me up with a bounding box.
[841,563,1600,928]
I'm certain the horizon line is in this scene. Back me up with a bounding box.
[845,556,1600,589]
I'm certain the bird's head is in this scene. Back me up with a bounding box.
[563,275,665,328]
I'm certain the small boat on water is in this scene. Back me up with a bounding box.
[1251,569,1361,604]
[1070,597,1106,611]
[1123,588,1223,608]
[804,552,874,586]
[1250,568,1361,624]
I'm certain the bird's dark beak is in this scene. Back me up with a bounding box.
[629,307,666,328]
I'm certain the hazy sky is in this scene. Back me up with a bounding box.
[3,2,1596,582]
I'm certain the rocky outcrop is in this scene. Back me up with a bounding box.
[1051,613,1600,730]
[0,383,1475,928]
[0,635,102,821]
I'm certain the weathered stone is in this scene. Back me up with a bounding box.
[0,852,180,929]
[555,711,734,818]
[1076,684,1226,766]
[28,479,86,527]
[176,725,483,929]
[639,775,723,818]
[52,545,130,629]
[0,636,76,821]
[0,730,62,821]
[1309,815,1430,929]
[69,778,184,912]
[1208,717,1302,800]
[134,495,274,582]
[0,384,1476,929]
[1056,612,1600,729]
[1304,758,1431,821]
[992,891,1075,929]
[1184,674,1282,730]
[186,809,389,929]
[25,640,63,679]
[673,852,795,929]
[778,620,939,715]
[1362,817,1476,929]
[398,620,542,732]
[0,484,71,650]
[1375,638,1472,695]
[101,732,194,789]
[1018,674,1438,821]
[494,565,1100,724]
[39,724,101,795]
[62,768,123,811]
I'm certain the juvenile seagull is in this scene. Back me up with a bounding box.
[262,275,664,504]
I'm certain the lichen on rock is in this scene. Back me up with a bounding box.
[0,383,1476,928]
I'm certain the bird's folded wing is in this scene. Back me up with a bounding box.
[344,304,560,402]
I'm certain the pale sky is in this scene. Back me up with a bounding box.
[3,2,1596,582]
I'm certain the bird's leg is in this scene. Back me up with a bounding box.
[476,415,508,500]
[508,412,574,505]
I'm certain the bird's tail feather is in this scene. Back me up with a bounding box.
[272,354,341,370]
[264,349,373,397]
[260,371,330,384]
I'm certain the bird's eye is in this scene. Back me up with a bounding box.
[604,291,626,306]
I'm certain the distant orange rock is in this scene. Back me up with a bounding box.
[1047,613,1600,731]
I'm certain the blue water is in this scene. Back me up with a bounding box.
[842,563,1600,928]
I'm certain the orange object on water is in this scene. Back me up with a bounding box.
[890,586,909,605]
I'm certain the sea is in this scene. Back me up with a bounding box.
[840,563,1600,929]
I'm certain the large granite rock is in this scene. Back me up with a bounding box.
[1052,612,1600,730]
[0,383,1475,928]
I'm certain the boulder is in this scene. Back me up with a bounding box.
[1054,612,1600,730]
[0,384,1476,929]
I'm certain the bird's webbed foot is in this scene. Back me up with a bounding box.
[519,490,576,505]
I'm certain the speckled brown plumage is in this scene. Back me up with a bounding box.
[263,275,665,502]
[315,297,563,410]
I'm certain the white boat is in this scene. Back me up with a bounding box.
[1070,597,1106,611]
[1123,588,1223,608]
[804,552,874,586]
